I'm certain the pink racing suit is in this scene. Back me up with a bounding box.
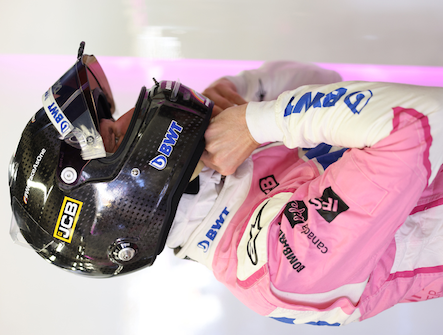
[171,62,443,326]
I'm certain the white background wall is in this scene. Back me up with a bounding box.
[1,1,443,334]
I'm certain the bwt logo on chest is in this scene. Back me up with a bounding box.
[149,120,183,170]
[284,88,373,116]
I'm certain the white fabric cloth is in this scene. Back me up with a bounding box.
[166,167,222,249]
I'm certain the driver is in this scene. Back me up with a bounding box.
[9,43,443,327]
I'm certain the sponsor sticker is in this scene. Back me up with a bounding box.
[149,120,183,171]
[284,88,373,116]
[309,187,349,223]
[53,196,83,243]
[42,87,74,138]
[300,224,328,254]
[278,228,306,272]
[259,175,279,195]
[284,200,308,228]
[197,207,229,253]
[247,201,268,265]
[23,148,46,204]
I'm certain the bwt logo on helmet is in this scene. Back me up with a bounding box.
[284,88,373,116]
[43,89,72,137]
[47,102,70,134]
[149,120,183,170]
[53,196,83,243]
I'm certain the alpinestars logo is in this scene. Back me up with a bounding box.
[284,200,308,228]
[247,201,268,265]
[309,187,349,223]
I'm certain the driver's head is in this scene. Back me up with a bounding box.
[9,42,213,277]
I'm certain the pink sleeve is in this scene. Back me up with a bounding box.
[269,107,432,297]
[212,83,443,324]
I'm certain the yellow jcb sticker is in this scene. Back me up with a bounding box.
[53,196,83,243]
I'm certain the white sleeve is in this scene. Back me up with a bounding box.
[224,61,342,102]
[245,81,443,182]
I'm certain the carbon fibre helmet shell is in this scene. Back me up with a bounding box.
[9,80,213,277]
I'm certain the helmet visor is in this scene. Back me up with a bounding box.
[42,54,115,160]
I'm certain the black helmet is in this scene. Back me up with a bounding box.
[8,43,213,277]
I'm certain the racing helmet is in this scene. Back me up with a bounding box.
[8,42,213,277]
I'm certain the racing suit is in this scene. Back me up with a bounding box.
[168,61,443,326]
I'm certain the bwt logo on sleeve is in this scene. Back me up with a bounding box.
[197,207,229,252]
[284,88,373,116]
[149,120,183,170]
[53,196,83,243]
